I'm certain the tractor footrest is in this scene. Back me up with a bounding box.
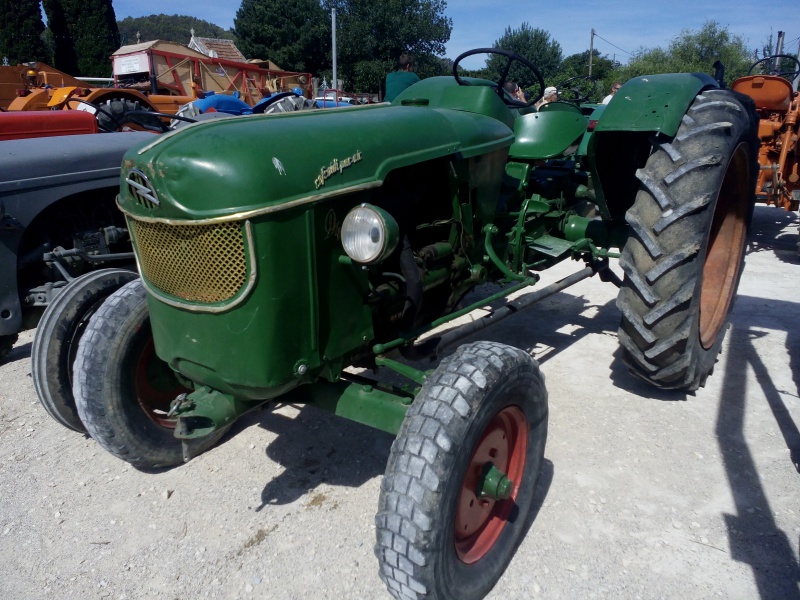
[527,234,574,257]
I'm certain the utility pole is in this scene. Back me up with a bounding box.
[332,9,338,92]
[796,36,800,92]
[588,29,595,76]
[775,31,785,73]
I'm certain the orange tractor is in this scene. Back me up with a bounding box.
[1,61,180,116]
[732,54,800,211]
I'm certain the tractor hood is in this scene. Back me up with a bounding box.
[119,104,514,221]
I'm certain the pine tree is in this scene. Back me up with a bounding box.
[0,0,48,64]
[42,0,78,74]
[43,0,120,76]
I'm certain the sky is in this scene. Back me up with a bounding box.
[111,0,800,69]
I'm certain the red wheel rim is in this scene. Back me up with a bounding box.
[133,337,187,429]
[454,406,528,564]
[699,143,749,349]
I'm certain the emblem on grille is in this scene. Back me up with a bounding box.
[126,169,160,208]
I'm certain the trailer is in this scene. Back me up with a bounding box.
[111,40,312,107]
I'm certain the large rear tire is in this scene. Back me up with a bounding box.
[375,341,548,600]
[73,279,227,468]
[32,269,138,432]
[616,89,758,390]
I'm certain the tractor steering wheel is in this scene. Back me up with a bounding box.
[453,48,545,108]
[747,54,800,81]
[558,75,598,104]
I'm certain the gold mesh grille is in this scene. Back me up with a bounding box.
[129,218,248,304]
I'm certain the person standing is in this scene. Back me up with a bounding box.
[602,82,622,104]
[385,53,420,102]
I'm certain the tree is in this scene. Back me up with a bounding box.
[117,15,235,47]
[554,50,619,102]
[323,0,452,93]
[558,50,618,81]
[484,23,562,93]
[42,0,78,74]
[43,0,120,76]
[612,21,752,87]
[0,0,48,64]
[235,0,330,74]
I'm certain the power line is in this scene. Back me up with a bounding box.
[593,32,633,57]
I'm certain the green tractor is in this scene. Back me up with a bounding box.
[33,49,758,599]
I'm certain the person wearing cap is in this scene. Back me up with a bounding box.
[535,86,558,109]
[602,82,622,104]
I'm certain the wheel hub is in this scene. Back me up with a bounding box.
[454,406,527,564]
[478,464,514,500]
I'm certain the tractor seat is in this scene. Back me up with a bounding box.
[508,104,588,160]
[732,75,794,112]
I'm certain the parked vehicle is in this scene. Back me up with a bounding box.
[0,110,98,141]
[0,132,155,361]
[33,49,759,599]
[731,54,800,211]
[1,61,89,110]
[3,41,313,124]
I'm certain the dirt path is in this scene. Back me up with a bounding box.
[1,205,798,599]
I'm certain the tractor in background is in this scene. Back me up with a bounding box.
[732,54,800,211]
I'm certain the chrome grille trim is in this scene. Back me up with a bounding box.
[125,169,160,208]
[116,180,383,225]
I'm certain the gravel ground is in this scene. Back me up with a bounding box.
[1,205,798,600]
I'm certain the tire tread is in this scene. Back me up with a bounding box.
[617,89,758,389]
[375,341,546,600]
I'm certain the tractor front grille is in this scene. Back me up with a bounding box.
[128,217,251,305]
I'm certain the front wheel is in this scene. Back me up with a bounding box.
[616,89,758,390]
[375,341,548,600]
[32,268,138,432]
[73,279,227,468]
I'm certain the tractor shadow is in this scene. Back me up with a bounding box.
[407,286,620,372]
[715,315,800,599]
[241,403,394,509]
[1,340,32,364]
[461,283,688,402]
[728,295,800,460]
[240,284,606,512]
[242,403,557,528]
[747,205,799,264]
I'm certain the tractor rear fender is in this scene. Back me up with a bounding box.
[589,73,719,221]
[595,73,718,136]
[6,88,51,111]
[83,88,158,111]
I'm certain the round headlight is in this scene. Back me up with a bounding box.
[341,204,399,264]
